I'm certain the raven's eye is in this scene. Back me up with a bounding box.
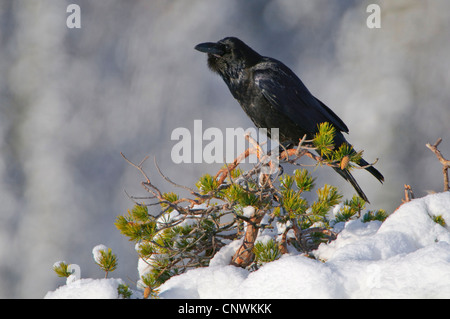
[224,44,231,52]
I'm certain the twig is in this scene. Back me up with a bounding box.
[121,152,164,200]
[426,138,450,191]
[153,157,199,195]
[403,184,414,203]
[120,152,150,183]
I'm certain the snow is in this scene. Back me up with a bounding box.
[92,244,109,264]
[243,205,256,218]
[158,266,249,299]
[44,278,130,299]
[45,192,450,298]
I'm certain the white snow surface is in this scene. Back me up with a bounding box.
[46,192,450,298]
[44,278,129,299]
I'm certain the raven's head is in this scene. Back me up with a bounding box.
[195,37,261,80]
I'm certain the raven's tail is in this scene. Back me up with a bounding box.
[358,158,384,183]
[332,158,384,203]
[332,134,384,193]
[332,167,370,203]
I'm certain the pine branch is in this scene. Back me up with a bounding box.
[117,123,386,295]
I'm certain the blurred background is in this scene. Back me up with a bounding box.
[1,0,449,298]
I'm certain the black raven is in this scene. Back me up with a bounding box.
[195,37,383,202]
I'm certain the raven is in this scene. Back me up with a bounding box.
[195,37,383,202]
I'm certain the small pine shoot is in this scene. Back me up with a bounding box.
[226,183,263,208]
[310,185,342,220]
[196,174,220,194]
[93,246,118,278]
[52,261,72,278]
[432,214,446,227]
[362,209,388,223]
[117,284,133,299]
[313,122,336,158]
[253,239,281,266]
[161,192,179,213]
[115,205,157,242]
[332,143,363,170]
[334,195,366,223]
[313,122,363,171]
[294,168,316,193]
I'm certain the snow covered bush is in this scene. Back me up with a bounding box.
[46,191,450,299]
[45,135,450,299]
[113,124,385,297]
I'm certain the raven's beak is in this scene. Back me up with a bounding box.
[194,42,225,56]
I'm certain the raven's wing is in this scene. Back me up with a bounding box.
[254,60,349,134]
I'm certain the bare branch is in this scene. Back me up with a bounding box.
[153,157,200,196]
[426,138,450,192]
[120,152,151,183]
[403,184,415,203]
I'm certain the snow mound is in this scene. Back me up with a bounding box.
[44,278,128,299]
